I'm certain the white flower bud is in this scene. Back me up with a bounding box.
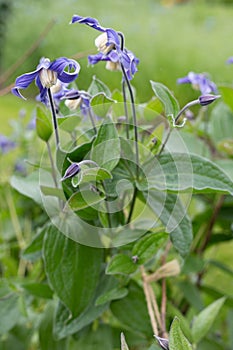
[95,32,114,54]
[39,69,57,88]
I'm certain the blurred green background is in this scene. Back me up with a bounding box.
[1,0,233,115]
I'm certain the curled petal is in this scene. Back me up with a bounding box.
[11,69,40,99]
[106,29,120,48]
[71,15,105,32]
[49,57,80,83]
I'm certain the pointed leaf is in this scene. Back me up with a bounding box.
[91,119,120,171]
[141,153,233,195]
[43,225,103,318]
[192,297,226,344]
[145,191,192,256]
[106,254,137,275]
[91,92,115,118]
[36,105,52,142]
[88,75,111,97]
[169,317,192,350]
[150,81,180,118]
[67,185,105,211]
[132,232,168,264]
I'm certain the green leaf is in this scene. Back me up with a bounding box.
[150,80,180,118]
[71,166,112,188]
[91,118,120,171]
[67,185,105,211]
[178,280,203,311]
[144,191,192,257]
[36,105,53,142]
[0,293,20,334]
[53,273,112,339]
[43,225,103,318]
[141,153,233,195]
[106,254,138,275]
[209,102,233,144]
[169,317,192,350]
[110,281,152,336]
[91,92,115,118]
[132,232,168,264]
[88,75,111,97]
[39,302,68,350]
[95,287,128,306]
[191,297,226,344]
[218,85,233,111]
[22,283,53,299]
[21,226,46,261]
[40,186,66,200]
[10,171,42,206]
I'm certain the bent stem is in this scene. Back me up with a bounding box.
[48,87,60,148]
[158,99,200,156]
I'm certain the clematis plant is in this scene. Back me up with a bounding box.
[177,71,217,95]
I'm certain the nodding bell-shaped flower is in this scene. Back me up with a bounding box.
[12,57,80,104]
[61,162,81,181]
[63,89,91,116]
[154,335,169,350]
[71,14,139,80]
[95,32,115,55]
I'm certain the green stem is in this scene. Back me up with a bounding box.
[126,187,138,224]
[48,87,60,148]
[120,63,139,179]
[88,107,97,134]
[122,80,130,139]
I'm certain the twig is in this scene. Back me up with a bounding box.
[141,266,159,335]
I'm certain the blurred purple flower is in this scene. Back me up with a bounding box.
[0,134,16,154]
[12,57,80,104]
[177,71,217,95]
[226,57,233,64]
[71,15,139,80]
[63,89,91,116]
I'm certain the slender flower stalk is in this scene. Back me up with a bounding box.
[158,94,221,156]
[47,88,60,147]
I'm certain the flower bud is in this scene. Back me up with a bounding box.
[154,335,169,350]
[95,32,114,54]
[39,69,57,88]
[198,94,221,106]
[61,162,80,181]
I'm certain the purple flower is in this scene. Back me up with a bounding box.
[177,71,217,95]
[12,57,80,104]
[198,94,221,106]
[0,134,16,154]
[154,336,169,350]
[226,57,233,64]
[63,89,91,116]
[61,162,81,181]
[71,15,139,80]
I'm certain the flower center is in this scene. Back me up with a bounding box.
[95,32,114,55]
[39,69,58,88]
